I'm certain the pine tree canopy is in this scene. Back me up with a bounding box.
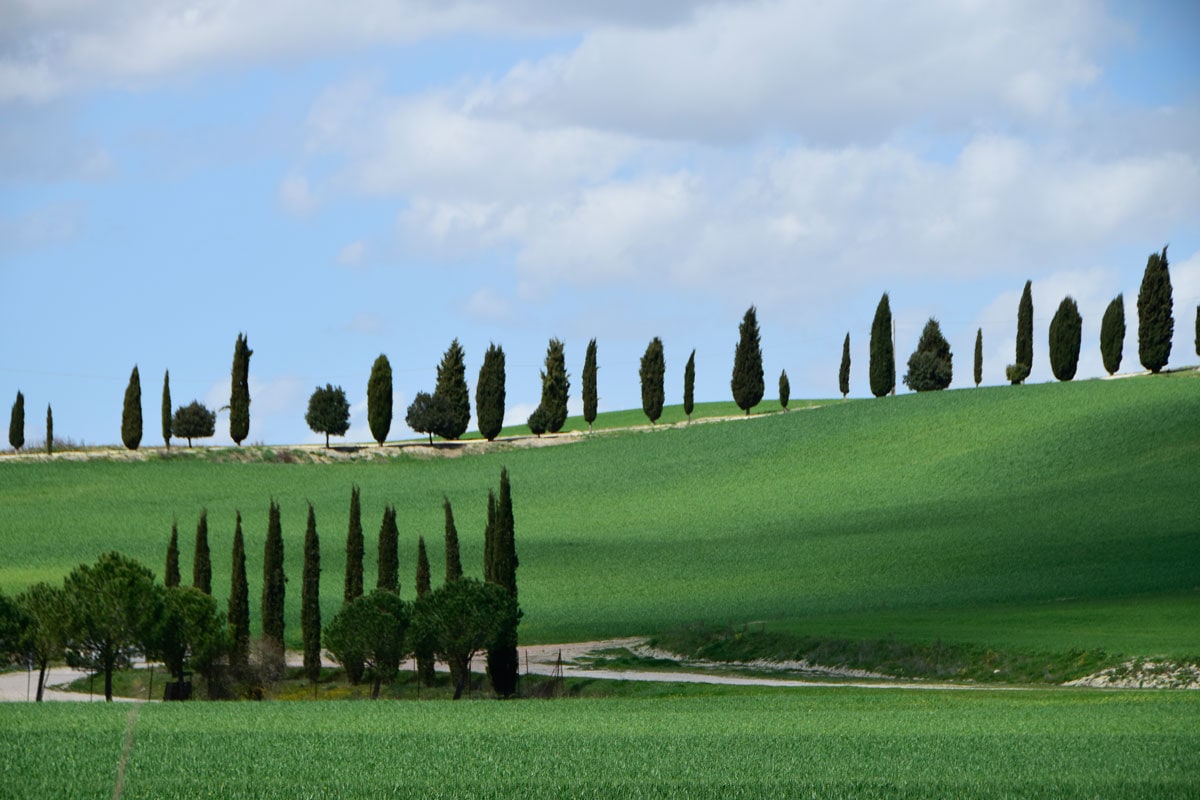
[172,401,216,447]
[639,336,666,424]
[475,343,506,442]
[433,339,470,440]
[1137,245,1173,373]
[230,333,252,445]
[367,354,393,446]
[731,305,765,413]
[779,370,790,410]
[406,391,453,445]
[869,294,895,397]
[305,384,350,448]
[1049,296,1083,382]
[902,318,953,392]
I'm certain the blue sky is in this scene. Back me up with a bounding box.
[2,0,1198,448]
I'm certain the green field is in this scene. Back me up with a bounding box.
[2,689,1197,798]
[1,374,1198,658]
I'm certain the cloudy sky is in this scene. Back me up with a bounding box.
[2,0,1198,447]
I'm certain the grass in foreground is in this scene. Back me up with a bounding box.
[2,689,1197,798]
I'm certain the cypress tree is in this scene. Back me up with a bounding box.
[639,337,666,424]
[165,520,181,588]
[1007,281,1033,384]
[582,338,598,432]
[487,466,520,697]
[229,511,250,670]
[731,306,765,413]
[367,354,393,446]
[301,504,321,685]
[1137,245,1173,373]
[839,333,851,399]
[869,294,895,397]
[536,338,570,433]
[45,404,52,455]
[161,369,172,450]
[8,390,23,451]
[342,486,366,684]
[344,486,364,603]
[121,365,142,450]
[903,318,953,392]
[1049,296,1083,381]
[415,536,435,686]
[683,349,696,422]
[230,333,252,446]
[779,370,790,411]
[1195,304,1199,358]
[193,509,212,595]
[483,490,497,584]
[444,497,462,584]
[475,343,505,442]
[376,505,399,593]
[973,329,983,387]
[261,500,285,651]
[433,338,470,440]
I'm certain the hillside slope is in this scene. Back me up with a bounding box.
[1,374,1196,654]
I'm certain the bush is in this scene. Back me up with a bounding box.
[902,318,953,392]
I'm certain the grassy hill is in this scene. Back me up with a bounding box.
[1,373,1197,659]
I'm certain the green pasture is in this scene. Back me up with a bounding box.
[0,374,1197,657]
[2,689,1197,798]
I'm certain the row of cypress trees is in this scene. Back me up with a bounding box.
[857,245,1190,396]
[157,471,519,698]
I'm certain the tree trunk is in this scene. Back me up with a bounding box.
[187,437,192,447]
[104,667,114,702]
[371,676,381,700]
[36,661,47,702]
[325,432,330,449]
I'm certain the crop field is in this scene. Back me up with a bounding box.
[2,688,1197,798]
[1,374,1198,657]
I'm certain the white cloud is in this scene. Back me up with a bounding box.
[465,287,514,324]
[277,174,317,216]
[337,240,367,267]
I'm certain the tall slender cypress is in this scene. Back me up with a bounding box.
[536,338,570,433]
[1049,296,1083,381]
[161,369,172,449]
[45,404,53,455]
[165,521,181,588]
[1098,295,1125,375]
[261,500,286,651]
[973,329,983,387]
[839,333,851,399]
[301,503,321,684]
[415,536,435,686]
[639,337,665,424]
[483,490,497,584]
[344,486,364,603]
[433,338,470,440]
[376,505,399,592]
[230,333,252,446]
[582,339,598,431]
[444,497,462,584]
[121,365,142,450]
[1137,245,1173,373]
[778,370,790,411]
[487,466,520,697]
[8,390,23,451]
[367,354,393,446]
[683,349,695,422]
[1008,281,1033,384]
[228,511,250,670]
[475,343,506,441]
[731,306,764,413]
[193,509,212,595]
[869,294,895,397]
